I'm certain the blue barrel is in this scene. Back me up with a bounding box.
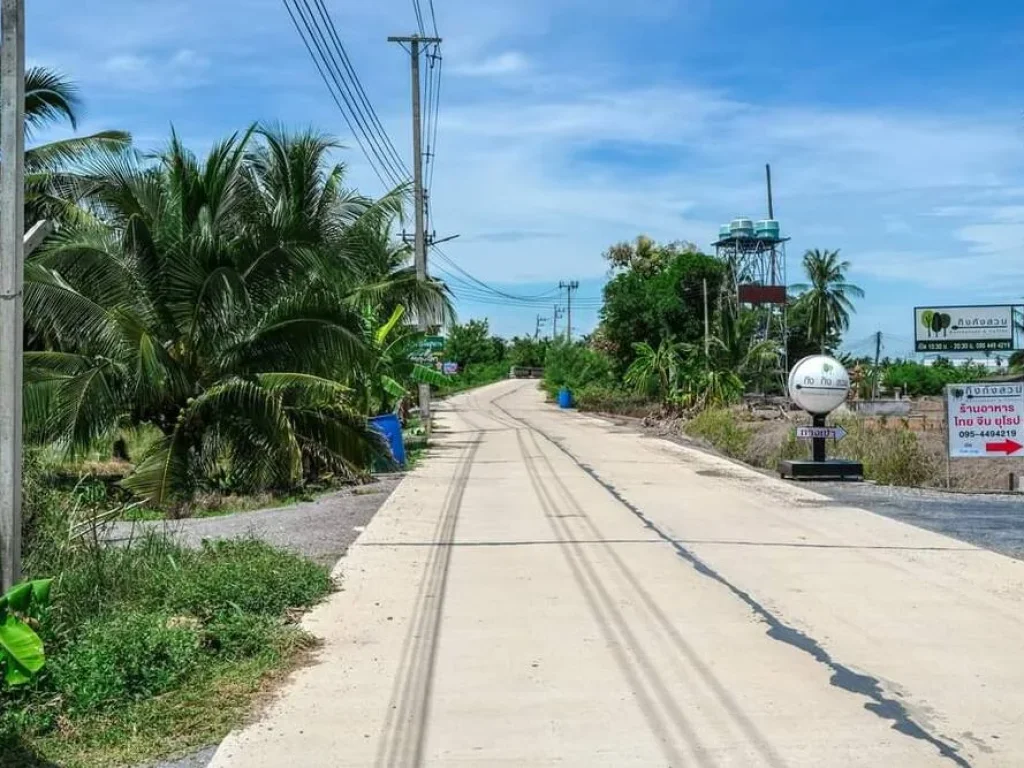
[369,413,406,467]
[558,387,573,409]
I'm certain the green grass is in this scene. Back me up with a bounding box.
[3,517,333,767]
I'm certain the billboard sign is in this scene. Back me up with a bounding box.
[915,305,1014,353]
[946,383,1024,458]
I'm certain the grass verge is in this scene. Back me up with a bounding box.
[4,484,333,768]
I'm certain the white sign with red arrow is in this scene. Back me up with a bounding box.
[946,383,1024,459]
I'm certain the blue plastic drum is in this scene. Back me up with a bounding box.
[369,413,407,467]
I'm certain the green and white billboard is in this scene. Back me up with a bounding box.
[914,305,1014,353]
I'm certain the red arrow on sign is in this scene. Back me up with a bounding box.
[985,439,1024,455]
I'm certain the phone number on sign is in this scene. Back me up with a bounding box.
[958,429,1018,439]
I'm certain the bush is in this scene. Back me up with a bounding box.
[543,341,614,396]
[574,384,655,416]
[53,612,204,711]
[2,518,334,763]
[685,409,752,458]
[162,540,332,620]
[833,419,936,486]
[682,409,936,487]
[883,359,989,397]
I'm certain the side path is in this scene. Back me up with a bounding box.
[209,381,1024,766]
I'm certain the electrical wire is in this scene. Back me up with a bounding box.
[425,48,442,198]
[432,246,603,307]
[311,0,410,180]
[283,0,410,188]
[427,0,439,37]
[411,0,426,36]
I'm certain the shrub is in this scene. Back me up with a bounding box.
[162,540,332,621]
[685,409,752,458]
[574,384,655,416]
[53,612,204,711]
[206,613,283,660]
[543,341,614,396]
[833,419,936,486]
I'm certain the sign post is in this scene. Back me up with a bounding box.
[779,355,863,481]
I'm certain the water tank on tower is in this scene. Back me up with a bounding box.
[730,218,754,238]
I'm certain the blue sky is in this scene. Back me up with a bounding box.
[27,0,1024,357]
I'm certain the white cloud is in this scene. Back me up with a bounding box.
[452,51,529,77]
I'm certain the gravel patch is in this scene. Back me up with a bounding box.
[104,476,402,568]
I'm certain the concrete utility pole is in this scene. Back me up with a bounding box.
[559,281,579,342]
[389,33,441,430]
[873,330,882,400]
[0,0,24,592]
[534,315,547,340]
[703,278,710,361]
[553,305,564,339]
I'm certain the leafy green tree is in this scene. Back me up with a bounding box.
[790,249,863,353]
[507,336,548,369]
[600,245,725,371]
[444,319,503,367]
[22,127,412,503]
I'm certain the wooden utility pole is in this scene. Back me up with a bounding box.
[389,33,441,430]
[0,0,24,591]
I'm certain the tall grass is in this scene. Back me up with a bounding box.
[2,462,334,766]
[684,409,937,486]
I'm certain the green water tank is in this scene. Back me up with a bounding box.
[755,219,781,240]
[730,218,754,238]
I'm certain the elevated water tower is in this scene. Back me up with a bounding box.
[712,164,790,382]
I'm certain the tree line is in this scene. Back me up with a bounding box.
[18,69,451,505]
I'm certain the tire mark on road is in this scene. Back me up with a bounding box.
[375,425,481,768]
[523,428,788,767]
[492,388,972,768]
[516,428,704,767]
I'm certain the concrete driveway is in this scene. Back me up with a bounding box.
[209,380,1024,767]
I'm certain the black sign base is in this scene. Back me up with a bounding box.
[778,459,864,481]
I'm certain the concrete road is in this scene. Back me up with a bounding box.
[209,381,1024,767]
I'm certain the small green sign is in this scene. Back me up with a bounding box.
[418,336,445,352]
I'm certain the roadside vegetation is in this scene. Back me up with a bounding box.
[3,69,460,765]
[538,236,1012,491]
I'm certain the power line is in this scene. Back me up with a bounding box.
[282,0,390,188]
[411,0,426,36]
[425,48,442,197]
[284,0,409,188]
[298,0,408,185]
[427,0,440,37]
[310,0,409,179]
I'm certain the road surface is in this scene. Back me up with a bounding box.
[209,381,1024,767]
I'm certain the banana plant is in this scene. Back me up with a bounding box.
[0,578,53,686]
[356,304,447,416]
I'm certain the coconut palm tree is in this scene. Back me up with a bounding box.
[624,338,692,399]
[19,67,131,225]
[22,127,406,504]
[791,249,864,353]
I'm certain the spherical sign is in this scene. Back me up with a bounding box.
[788,355,850,415]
